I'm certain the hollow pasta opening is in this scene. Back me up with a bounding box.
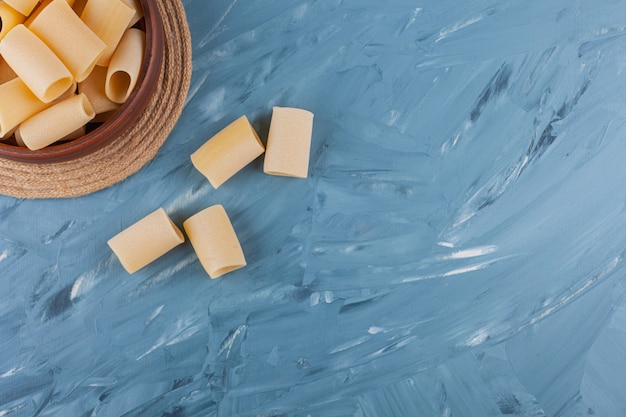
[44,77,73,103]
[78,94,96,119]
[108,71,132,103]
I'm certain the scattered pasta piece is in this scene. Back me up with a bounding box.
[105,27,145,103]
[263,106,314,178]
[28,0,106,82]
[16,93,95,150]
[0,24,73,103]
[108,208,185,274]
[190,115,265,188]
[183,205,246,279]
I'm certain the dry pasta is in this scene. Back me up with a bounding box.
[0,1,25,40]
[107,208,185,274]
[80,0,135,66]
[0,24,73,103]
[16,93,95,150]
[0,126,15,140]
[3,0,38,16]
[28,0,106,82]
[183,205,247,279]
[122,0,142,27]
[78,65,121,114]
[57,125,85,142]
[105,28,145,103]
[263,107,314,178]
[23,0,76,25]
[190,115,265,188]
[0,77,50,137]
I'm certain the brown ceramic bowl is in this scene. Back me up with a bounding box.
[0,0,164,163]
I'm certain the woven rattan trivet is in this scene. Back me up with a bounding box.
[0,0,192,199]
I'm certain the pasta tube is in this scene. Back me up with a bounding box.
[3,0,38,16]
[1,126,15,140]
[9,125,84,145]
[183,205,247,279]
[0,1,25,40]
[0,77,49,137]
[23,0,76,25]
[80,0,135,66]
[15,93,95,150]
[78,65,121,114]
[105,28,144,103]
[0,24,73,103]
[108,208,185,274]
[122,0,141,27]
[29,0,106,82]
[190,115,265,188]
[263,107,314,178]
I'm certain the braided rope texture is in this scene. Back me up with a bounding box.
[0,0,192,199]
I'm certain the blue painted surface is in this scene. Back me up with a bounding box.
[2,0,626,415]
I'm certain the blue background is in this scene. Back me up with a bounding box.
[2,0,626,415]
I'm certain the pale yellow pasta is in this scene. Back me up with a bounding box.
[15,93,95,150]
[0,24,73,103]
[0,1,25,40]
[108,208,185,274]
[56,124,85,142]
[29,0,106,82]
[0,78,48,137]
[81,0,135,66]
[1,126,15,140]
[23,0,76,25]
[78,65,121,114]
[183,205,247,279]
[12,123,80,145]
[105,28,144,103]
[3,0,38,16]
[122,0,141,27]
[0,56,17,83]
[13,130,24,145]
[190,116,265,188]
[8,79,77,141]
[263,107,314,178]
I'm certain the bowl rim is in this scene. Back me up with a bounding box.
[0,0,164,164]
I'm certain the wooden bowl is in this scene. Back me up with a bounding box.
[0,0,164,163]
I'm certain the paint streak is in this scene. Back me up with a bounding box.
[2,0,626,415]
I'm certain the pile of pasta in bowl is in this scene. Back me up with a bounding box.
[0,0,151,158]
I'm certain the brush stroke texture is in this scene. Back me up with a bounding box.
[2,0,626,415]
